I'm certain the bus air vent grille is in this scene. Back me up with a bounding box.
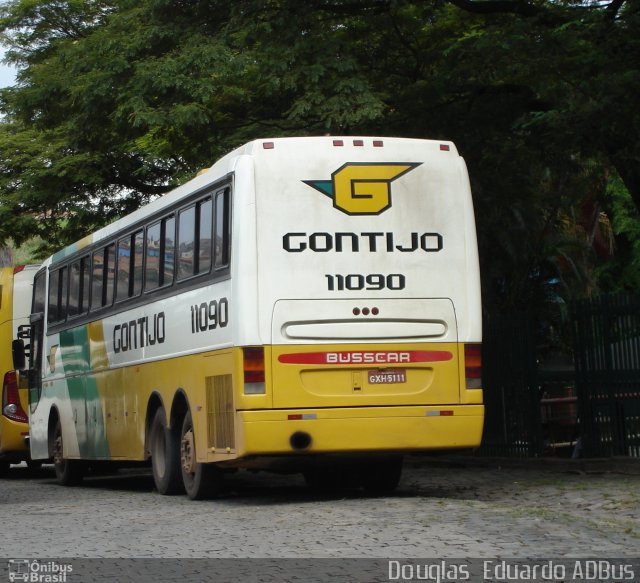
[206,374,235,451]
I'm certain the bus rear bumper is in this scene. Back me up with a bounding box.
[237,405,484,457]
[0,418,30,457]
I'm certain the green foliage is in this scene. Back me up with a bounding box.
[597,172,640,290]
[0,0,639,309]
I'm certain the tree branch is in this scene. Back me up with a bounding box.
[447,0,542,17]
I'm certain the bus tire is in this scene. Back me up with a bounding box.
[360,456,403,494]
[150,407,183,495]
[180,410,224,500]
[51,419,84,486]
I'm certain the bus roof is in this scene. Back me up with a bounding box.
[49,136,461,265]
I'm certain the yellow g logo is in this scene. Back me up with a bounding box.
[304,162,421,215]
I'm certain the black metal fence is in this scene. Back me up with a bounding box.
[572,293,640,457]
[478,312,541,457]
[478,291,640,458]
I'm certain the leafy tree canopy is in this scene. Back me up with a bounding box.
[1,0,639,307]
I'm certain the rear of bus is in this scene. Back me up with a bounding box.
[234,137,483,470]
[0,266,37,475]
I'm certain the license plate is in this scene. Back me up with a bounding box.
[368,369,407,384]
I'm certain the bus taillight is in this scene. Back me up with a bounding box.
[243,347,265,394]
[464,344,482,390]
[2,370,28,423]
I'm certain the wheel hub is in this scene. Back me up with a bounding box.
[53,435,63,466]
[181,429,196,474]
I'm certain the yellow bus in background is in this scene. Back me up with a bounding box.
[23,137,483,499]
[0,265,39,476]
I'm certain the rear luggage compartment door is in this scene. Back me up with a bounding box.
[270,298,460,409]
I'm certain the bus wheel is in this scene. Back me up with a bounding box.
[180,410,224,500]
[51,420,84,486]
[150,407,183,495]
[360,456,403,494]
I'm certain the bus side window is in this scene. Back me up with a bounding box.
[33,269,46,314]
[116,235,131,301]
[177,197,212,281]
[163,216,175,286]
[90,244,116,310]
[145,216,175,291]
[145,222,161,290]
[47,269,60,323]
[79,256,90,314]
[104,243,116,307]
[178,206,196,280]
[214,189,230,268]
[117,230,144,301]
[68,263,79,315]
[47,266,68,323]
[132,231,144,296]
[198,198,213,275]
[69,257,90,317]
[91,248,104,310]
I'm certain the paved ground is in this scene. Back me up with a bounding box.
[1,457,638,581]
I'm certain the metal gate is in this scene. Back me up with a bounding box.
[572,293,640,457]
[478,312,542,457]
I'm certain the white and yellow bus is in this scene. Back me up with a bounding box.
[1,264,39,476]
[23,137,483,499]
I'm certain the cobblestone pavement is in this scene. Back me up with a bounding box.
[1,456,638,561]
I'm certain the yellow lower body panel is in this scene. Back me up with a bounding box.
[237,405,484,457]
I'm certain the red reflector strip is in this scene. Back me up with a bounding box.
[440,144,450,151]
[373,140,384,147]
[353,139,364,146]
[426,410,454,417]
[262,142,275,149]
[288,414,317,420]
[333,140,344,146]
[278,351,452,365]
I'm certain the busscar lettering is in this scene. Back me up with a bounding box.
[326,352,411,364]
[113,312,165,354]
[283,232,443,253]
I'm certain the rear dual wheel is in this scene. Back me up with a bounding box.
[150,406,224,499]
[180,411,224,500]
[150,407,183,495]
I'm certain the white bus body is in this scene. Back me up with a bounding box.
[27,137,482,497]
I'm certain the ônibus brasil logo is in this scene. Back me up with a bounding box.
[303,162,421,216]
[7,559,73,583]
